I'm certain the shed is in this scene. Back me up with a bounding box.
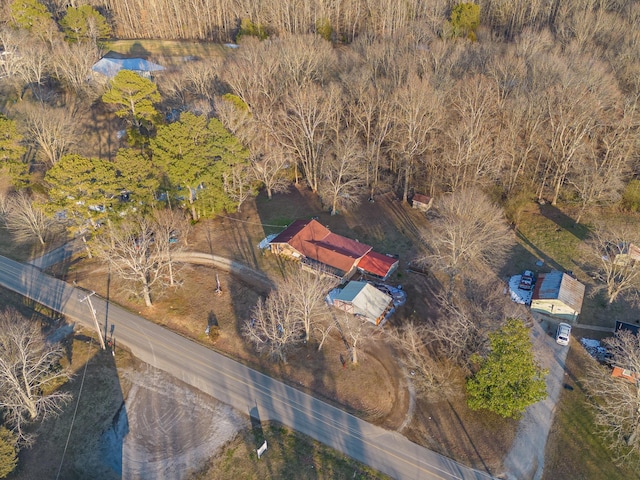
[91,57,165,79]
[411,193,433,213]
[530,270,585,322]
[332,281,393,325]
[613,242,640,266]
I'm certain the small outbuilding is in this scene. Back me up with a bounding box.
[530,270,585,322]
[411,193,433,213]
[331,281,393,326]
[613,242,640,267]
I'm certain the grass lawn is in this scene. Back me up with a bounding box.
[191,423,390,480]
[542,342,640,480]
[509,202,640,328]
[510,203,591,277]
[104,39,229,61]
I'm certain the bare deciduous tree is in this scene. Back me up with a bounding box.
[314,316,337,352]
[151,208,190,287]
[243,267,335,360]
[52,40,100,97]
[276,83,339,191]
[281,268,335,343]
[390,72,441,202]
[14,37,52,99]
[388,322,459,398]
[0,309,72,444]
[584,223,640,305]
[242,288,304,364]
[319,128,367,215]
[586,329,640,465]
[93,217,168,307]
[423,188,513,285]
[250,149,291,200]
[4,190,56,245]
[222,163,257,213]
[17,103,81,166]
[338,313,377,365]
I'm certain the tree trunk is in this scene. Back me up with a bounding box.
[82,235,92,259]
[142,281,152,307]
[403,165,410,203]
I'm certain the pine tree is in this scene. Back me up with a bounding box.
[466,318,548,418]
[102,70,161,129]
[0,116,28,188]
[60,5,111,43]
[0,427,17,479]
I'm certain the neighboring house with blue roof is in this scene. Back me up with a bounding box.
[530,270,585,322]
[92,57,165,79]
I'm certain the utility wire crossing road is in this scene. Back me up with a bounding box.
[0,254,494,480]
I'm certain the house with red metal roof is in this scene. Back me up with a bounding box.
[269,219,398,281]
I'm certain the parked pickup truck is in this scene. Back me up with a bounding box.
[519,270,535,290]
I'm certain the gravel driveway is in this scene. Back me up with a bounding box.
[502,317,570,480]
[101,366,248,480]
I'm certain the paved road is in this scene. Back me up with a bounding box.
[0,254,494,480]
[28,237,85,270]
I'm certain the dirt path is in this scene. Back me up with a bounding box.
[501,317,569,480]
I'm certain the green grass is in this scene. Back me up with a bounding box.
[513,203,591,275]
[193,423,390,480]
[543,344,640,480]
[104,39,228,61]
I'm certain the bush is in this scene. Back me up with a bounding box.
[316,18,334,42]
[449,2,481,41]
[237,18,269,41]
[621,179,640,212]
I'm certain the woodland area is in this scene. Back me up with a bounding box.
[1,0,640,477]
[0,0,639,217]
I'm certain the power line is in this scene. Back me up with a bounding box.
[213,213,288,229]
[55,337,94,480]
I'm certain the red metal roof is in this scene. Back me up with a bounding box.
[270,219,372,274]
[412,193,432,204]
[358,251,399,279]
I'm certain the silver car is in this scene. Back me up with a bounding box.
[556,323,571,346]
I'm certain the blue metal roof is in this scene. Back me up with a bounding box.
[92,58,165,78]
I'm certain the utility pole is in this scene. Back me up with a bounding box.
[80,291,106,350]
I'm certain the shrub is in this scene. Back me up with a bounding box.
[621,179,640,212]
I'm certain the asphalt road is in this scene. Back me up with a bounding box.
[0,254,495,480]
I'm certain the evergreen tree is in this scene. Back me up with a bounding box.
[112,148,160,210]
[9,0,52,32]
[60,5,111,44]
[9,0,57,42]
[150,113,249,219]
[0,427,17,479]
[0,116,28,188]
[466,318,547,418]
[44,154,118,230]
[449,2,481,41]
[102,70,161,129]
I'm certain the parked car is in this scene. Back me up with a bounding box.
[556,323,571,346]
[519,270,535,290]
